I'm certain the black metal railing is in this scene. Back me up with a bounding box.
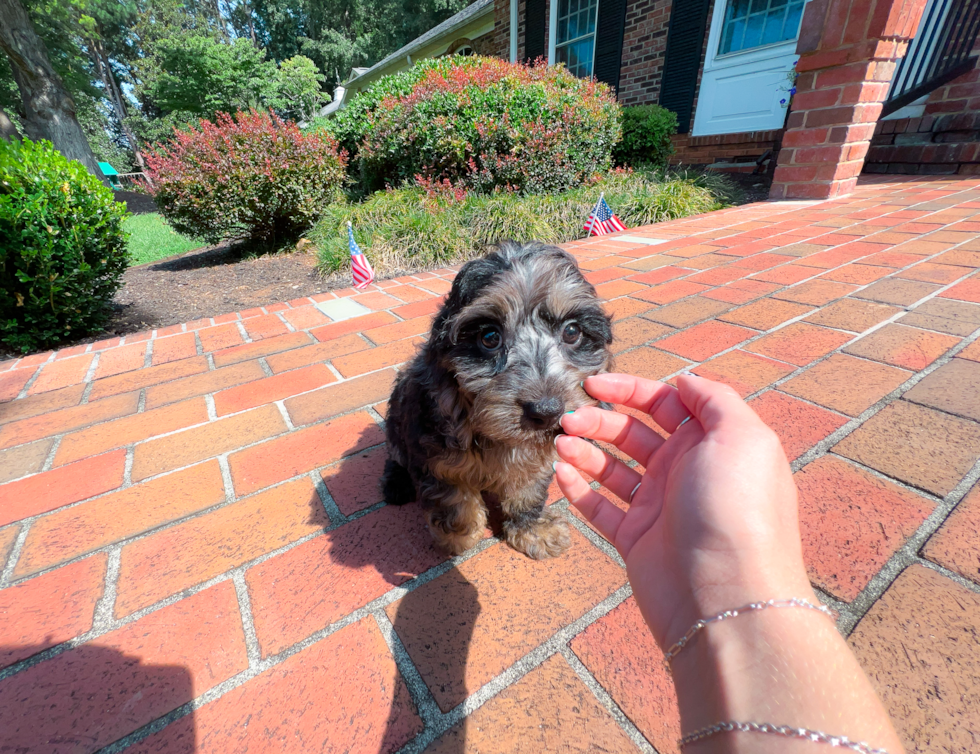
[882,0,980,115]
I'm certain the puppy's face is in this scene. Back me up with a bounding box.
[432,243,612,445]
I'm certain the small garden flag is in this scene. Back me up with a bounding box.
[347,221,375,289]
[584,193,626,236]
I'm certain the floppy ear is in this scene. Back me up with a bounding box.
[431,251,511,346]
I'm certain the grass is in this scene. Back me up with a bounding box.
[124,212,206,266]
[311,167,741,277]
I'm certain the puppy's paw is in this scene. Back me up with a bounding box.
[427,506,487,555]
[504,508,571,560]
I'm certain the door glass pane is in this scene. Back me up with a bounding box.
[718,0,805,55]
[556,0,598,77]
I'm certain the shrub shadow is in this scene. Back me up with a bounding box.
[312,423,481,754]
[0,643,195,751]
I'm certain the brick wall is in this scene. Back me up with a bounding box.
[617,0,673,105]
[671,129,783,165]
[770,0,929,200]
[865,41,980,176]
[487,0,512,59]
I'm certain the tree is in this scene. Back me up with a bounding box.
[0,0,106,181]
[147,35,276,118]
[269,55,324,121]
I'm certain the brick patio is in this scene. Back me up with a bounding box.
[2,175,979,753]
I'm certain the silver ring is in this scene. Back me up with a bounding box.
[629,481,642,503]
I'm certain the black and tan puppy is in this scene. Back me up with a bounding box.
[381,241,613,559]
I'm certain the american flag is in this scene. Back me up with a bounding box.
[347,221,375,289]
[584,193,627,236]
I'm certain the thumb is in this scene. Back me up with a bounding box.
[676,374,764,433]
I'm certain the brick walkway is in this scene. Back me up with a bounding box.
[2,175,979,753]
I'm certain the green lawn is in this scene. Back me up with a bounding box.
[125,212,206,265]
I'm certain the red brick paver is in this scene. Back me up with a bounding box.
[1,176,979,752]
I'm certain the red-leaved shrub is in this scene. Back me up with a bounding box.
[357,56,620,194]
[147,110,347,245]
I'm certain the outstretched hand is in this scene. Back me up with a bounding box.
[554,373,815,650]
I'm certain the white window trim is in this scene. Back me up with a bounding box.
[548,0,599,76]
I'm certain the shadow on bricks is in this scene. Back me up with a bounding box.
[0,644,195,751]
[318,424,480,754]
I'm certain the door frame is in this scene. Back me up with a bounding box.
[691,0,804,136]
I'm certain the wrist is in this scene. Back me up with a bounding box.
[669,605,840,737]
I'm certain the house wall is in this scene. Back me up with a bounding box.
[865,41,980,176]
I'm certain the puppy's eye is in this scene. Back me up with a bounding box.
[562,322,582,345]
[480,329,502,350]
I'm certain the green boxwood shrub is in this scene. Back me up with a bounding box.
[146,110,347,246]
[0,138,129,353]
[312,168,735,276]
[324,56,621,194]
[613,105,678,168]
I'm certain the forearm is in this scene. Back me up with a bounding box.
[669,607,905,754]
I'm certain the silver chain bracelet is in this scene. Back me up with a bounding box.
[662,597,835,668]
[679,720,889,753]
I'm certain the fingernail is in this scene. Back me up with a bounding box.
[552,460,559,472]
[553,434,560,447]
[565,409,576,414]
[682,371,697,377]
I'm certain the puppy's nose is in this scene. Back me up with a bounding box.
[523,397,565,429]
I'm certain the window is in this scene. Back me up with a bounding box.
[555,0,599,78]
[718,0,806,55]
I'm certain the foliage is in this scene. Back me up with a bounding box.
[124,212,205,265]
[251,0,471,94]
[312,168,734,276]
[310,59,426,162]
[340,56,621,195]
[269,55,326,122]
[613,105,677,169]
[147,36,278,118]
[146,110,347,246]
[0,138,129,352]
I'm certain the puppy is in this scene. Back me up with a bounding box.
[381,241,613,559]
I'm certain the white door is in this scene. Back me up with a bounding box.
[691,0,807,137]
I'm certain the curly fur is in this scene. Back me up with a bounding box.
[381,241,613,559]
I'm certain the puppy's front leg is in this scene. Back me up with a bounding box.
[421,477,487,555]
[500,474,570,560]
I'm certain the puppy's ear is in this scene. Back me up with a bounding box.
[432,251,512,345]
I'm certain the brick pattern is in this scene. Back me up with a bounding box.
[1,176,979,751]
[866,41,980,176]
[770,0,930,199]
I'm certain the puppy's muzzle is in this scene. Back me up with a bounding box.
[522,396,565,431]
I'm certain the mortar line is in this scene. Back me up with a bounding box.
[372,610,443,727]
[561,644,658,754]
[838,455,980,635]
[232,571,262,667]
[14,364,44,400]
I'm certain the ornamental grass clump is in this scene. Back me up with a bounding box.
[146,110,347,247]
[0,138,129,353]
[350,56,620,194]
[313,169,733,276]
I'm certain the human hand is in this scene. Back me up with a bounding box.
[554,373,816,650]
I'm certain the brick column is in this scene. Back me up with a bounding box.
[769,0,929,200]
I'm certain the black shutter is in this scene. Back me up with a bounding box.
[593,0,628,91]
[525,0,547,63]
[659,0,713,133]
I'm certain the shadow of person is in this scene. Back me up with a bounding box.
[0,643,195,752]
[315,423,481,754]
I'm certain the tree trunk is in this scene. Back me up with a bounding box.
[0,0,107,183]
[90,35,146,171]
[0,107,20,140]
